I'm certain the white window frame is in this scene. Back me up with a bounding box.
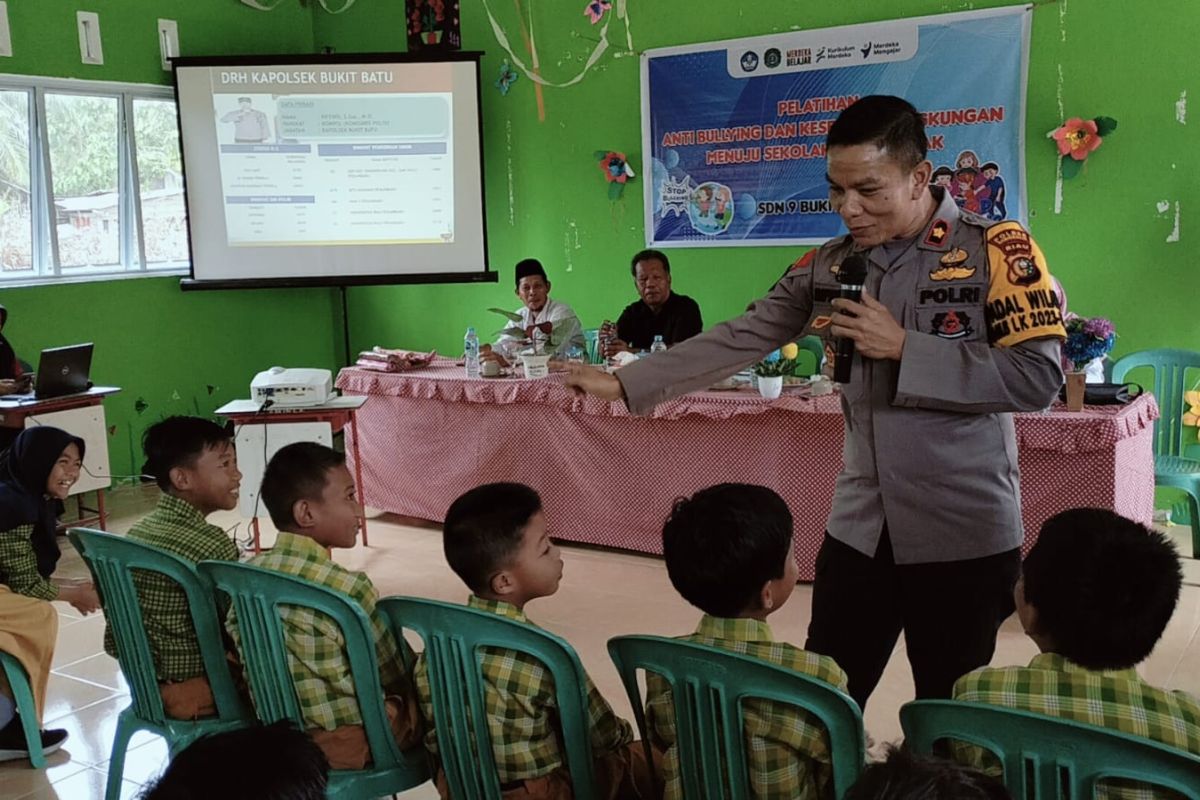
[0,74,188,287]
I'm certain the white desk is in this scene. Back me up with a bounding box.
[0,386,120,529]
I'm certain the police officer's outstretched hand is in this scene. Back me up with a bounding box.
[565,364,625,401]
[830,292,907,361]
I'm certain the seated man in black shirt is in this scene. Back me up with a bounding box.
[602,249,703,357]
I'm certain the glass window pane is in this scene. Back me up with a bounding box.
[0,90,34,276]
[46,92,120,269]
[133,98,188,267]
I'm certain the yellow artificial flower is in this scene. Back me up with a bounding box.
[781,342,799,361]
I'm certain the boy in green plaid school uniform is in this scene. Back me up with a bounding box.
[228,442,421,770]
[102,416,242,721]
[645,484,850,800]
[415,482,655,800]
[953,508,1200,800]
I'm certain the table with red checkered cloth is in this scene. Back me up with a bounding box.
[337,362,1159,581]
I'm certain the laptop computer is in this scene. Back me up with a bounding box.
[0,343,94,401]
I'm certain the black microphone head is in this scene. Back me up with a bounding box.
[837,254,869,285]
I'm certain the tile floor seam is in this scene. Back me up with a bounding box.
[40,691,128,726]
[1165,624,1200,688]
[47,669,126,696]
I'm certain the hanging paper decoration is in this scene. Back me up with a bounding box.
[1049,116,1117,179]
[584,0,612,24]
[595,150,635,200]
[406,0,462,50]
[480,0,633,89]
[495,59,519,95]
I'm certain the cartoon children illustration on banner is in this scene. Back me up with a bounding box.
[938,150,1007,221]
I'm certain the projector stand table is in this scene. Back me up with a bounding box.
[215,396,370,553]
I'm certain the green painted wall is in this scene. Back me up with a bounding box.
[311,2,408,54]
[329,0,1197,368]
[1,0,338,477]
[3,0,1195,473]
[3,0,317,81]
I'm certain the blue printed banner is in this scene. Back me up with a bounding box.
[641,6,1032,247]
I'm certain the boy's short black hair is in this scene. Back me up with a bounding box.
[981,162,1000,172]
[630,248,671,278]
[827,95,928,170]
[661,483,793,617]
[1023,508,1182,670]
[260,442,345,531]
[140,721,328,800]
[142,416,231,492]
[845,747,1011,800]
[443,482,542,593]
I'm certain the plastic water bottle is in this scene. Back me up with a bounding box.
[464,327,480,378]
[650,335,667,354]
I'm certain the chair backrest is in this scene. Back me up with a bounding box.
[1111,348,1200,458]
[196,560,406,773]
[583,328,601,364]
[607,635,864,800]
[377,596,599,800]
[901,699,1200,800]
[68,528,246,726]
[797,336,825,376]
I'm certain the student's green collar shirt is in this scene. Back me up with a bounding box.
[102,492,239,682]
[414,594,634,782]
[645,614,849,800]
[231,531,408,731]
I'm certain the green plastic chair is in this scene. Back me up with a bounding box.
[607,635,864,800]
[797,335,826,376]
[377,596,599,800]
[1111,348,1200,557]
[584,328,601,364]
[901,699,1200,800]
[196,561,429,800]
[67,529,252,800]
[0,651,47,768]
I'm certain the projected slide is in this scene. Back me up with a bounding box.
[212,69,454,247]
[175,56,488,285]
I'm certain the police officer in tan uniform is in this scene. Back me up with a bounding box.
[567,96,1066,708]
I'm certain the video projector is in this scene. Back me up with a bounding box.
[250,367,333,408]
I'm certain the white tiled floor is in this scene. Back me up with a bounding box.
[4,484,1199,798]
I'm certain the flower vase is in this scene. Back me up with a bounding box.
[758,375,783,400]
[1064,371,1086,411]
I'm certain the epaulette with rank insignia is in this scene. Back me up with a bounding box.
[957,210,993,228]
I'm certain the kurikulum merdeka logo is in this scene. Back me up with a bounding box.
[932,310,973,339]
[764,48,782,69]
[740,51,759,72]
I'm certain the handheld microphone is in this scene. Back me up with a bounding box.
[833,254,869,384]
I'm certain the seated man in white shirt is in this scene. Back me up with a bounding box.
[484,259,585,366]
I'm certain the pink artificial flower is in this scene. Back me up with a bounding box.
[1052,118,1103,161]
[584,0,612,24]
[599,151,628,184]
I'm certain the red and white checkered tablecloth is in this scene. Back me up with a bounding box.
[338,361,1159,581]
